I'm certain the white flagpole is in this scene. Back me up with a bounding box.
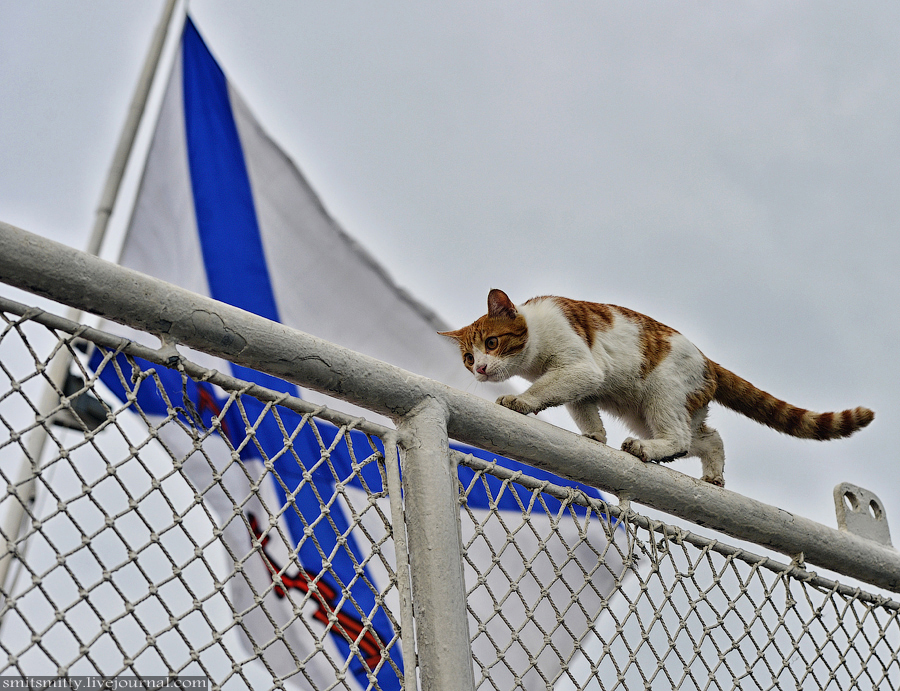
[86,0,180,258]
[0,0,180,612]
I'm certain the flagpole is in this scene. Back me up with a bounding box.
[0,0,180,615]
[86,0,180,258]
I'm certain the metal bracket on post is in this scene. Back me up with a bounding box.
[834,483,893,548]
[397,398,476,691]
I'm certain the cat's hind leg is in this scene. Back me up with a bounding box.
[690,426,725,486]
[686,405,725,486]
[566,400,607,444]
[621,401,692,464]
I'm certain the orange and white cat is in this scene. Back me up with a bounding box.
[439,289,874,486]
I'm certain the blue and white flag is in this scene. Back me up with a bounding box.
[97,17,624,689]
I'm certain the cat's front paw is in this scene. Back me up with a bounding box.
[583,431,607,445]
[496,394,538,415]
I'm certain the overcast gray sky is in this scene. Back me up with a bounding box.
[2,2,899,565]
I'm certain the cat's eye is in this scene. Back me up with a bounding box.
[463,353,474,366]
[485,336,499,350]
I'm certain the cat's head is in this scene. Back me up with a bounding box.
[438,289,528,383]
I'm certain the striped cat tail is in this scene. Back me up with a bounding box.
[710,361,874,440]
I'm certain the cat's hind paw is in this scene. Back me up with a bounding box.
[700,474,725,487]
[622,437,688,464]
[496,394,538,415]
[621,438,647,460]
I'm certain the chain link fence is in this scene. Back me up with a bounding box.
[0,290,898,690]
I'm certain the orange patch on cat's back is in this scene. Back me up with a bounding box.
[539,296,614,349]
[610,305,679,378]
[527,296,678,378]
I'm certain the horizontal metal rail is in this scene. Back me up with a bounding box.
[1,219,898,593]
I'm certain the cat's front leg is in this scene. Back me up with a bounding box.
[496,364,604,417]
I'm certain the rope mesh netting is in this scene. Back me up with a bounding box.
[0,301,897,690]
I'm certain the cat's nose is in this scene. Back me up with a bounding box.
[476,364,487,375]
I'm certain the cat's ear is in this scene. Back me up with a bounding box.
[487,289,517,319]
[437,329,465,342]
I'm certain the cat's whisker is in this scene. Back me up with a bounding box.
[495,363,512,382]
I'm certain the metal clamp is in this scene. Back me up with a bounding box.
[834,483,893,548]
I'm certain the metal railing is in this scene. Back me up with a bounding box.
[0,220,898,689]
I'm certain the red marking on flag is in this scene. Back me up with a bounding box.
[248,513,387,671]
[196,385,234,442]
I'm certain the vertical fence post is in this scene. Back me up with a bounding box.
[397,398,476,691]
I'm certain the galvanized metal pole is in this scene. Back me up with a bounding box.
[397,399,476,691]
[382,435,419,691]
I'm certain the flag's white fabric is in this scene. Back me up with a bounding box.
[100,16,627,689]
[120,32,467,415]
